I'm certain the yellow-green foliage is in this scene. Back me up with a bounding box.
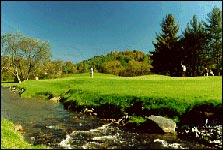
[1,119,50,149]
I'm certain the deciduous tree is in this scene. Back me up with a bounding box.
[1,33,51,82]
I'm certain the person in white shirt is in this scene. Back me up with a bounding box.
[90,67,94,78]
[204,67,208,76]
[181,64,186,77]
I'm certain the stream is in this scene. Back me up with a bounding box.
[1,86,212,149]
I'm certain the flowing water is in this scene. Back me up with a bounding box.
[1,86,212,149]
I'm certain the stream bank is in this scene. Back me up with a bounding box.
[60,94,222,149]
[3,85,222,149]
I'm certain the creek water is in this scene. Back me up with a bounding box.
[1,86,212,149]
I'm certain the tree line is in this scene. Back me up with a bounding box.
[1,50,153,82]
[152,7,222,76]
[1,7,222,82]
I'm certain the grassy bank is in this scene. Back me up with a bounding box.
[1,73,222,123]
[1,118,50,149]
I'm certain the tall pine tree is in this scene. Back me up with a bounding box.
[181,15,207,76]
[204,7,222,76]
[151,14,180,76]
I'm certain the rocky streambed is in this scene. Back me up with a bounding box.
[72,104,222,149]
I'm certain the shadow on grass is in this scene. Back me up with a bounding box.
[35,92,53,99]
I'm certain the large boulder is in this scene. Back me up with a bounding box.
[125,115,176,134]
[146,115,176,133]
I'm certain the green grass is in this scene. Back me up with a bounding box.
[1,73,222,117]
[1,118,50,149]
[1,73,222,145]
[2,73,221,100]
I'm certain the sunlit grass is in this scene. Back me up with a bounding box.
[1,73,221,102]
[1,73,222,116]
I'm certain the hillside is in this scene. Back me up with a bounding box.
[75,50,153,77]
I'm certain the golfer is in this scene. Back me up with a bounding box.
[204,67,208,76]
[182,64,186,77]
[90,67,94,78]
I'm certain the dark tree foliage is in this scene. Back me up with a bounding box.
[203,7,222,76]
[181,15,207,76]
[151,7,222,77]
[151,14,181,76]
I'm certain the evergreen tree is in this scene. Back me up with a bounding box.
[204,7,222,76]
[181,15,207,76]
[151,14,180,76]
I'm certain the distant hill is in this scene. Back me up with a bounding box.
[76,50,153,77]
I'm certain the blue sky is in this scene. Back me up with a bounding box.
[1,1,222,63]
